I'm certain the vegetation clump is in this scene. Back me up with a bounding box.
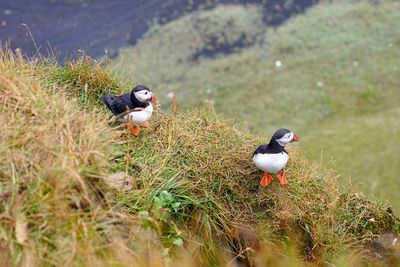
[114,107,400,264]
[49,56,128,108]
[1,49,399,266]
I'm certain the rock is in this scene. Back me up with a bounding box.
[366,232,400,260]
[105,172,134,192]
[15,216,29,245]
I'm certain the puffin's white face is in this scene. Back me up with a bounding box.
[276,131,298,146]
[134,89,152,102]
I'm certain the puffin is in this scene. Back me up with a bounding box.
[102,85,157,136]
[252,128,299,187]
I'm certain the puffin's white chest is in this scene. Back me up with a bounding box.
[252,152,289,174]
[123,104,153,124]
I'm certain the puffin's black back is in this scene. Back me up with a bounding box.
[102,85,150,115]
[102,92,133,115]
[253,128,291,155]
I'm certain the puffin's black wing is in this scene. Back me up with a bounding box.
[102,93,133,115]
[253,144,268,156]
[102,93,117,114]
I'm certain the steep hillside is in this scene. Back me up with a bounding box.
[110,0,400,211]
[0,51,122,265]
[1,50,400,266]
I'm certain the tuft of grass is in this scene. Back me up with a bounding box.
[49,56,129,108]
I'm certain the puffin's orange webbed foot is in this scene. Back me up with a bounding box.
[277,170,288,185]
[128,124,141,137]
[141,121,150,128]
[260,172,273,187]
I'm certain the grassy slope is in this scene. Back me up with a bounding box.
[111,1,400,211]
[1,50,400,266]
[0,51,126,265]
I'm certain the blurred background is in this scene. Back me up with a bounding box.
[1,0,399,211]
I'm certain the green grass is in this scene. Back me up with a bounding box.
[110,0,400,212]
[48,56,129,108]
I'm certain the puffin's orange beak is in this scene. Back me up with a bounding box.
[151,95,158,104]
[291,133,299,142]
